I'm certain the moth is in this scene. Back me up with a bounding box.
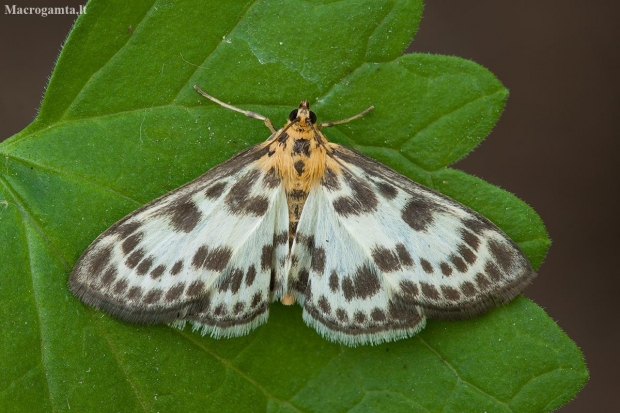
[69,85,536,346]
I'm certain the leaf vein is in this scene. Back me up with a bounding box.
[172,0,260,102]
[60,1,161,120]
[364,0,398,62]
[0,173,71,271]
[402,88,504,152]
[92,314,150,412]
[10,182,57,413]
[174,329,303,413]
[6,153,144,207]
[418,336,512,410]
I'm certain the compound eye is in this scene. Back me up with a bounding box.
[288,109,298,121]
[309,111,317,124]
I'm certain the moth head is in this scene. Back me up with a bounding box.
[289,100,317,127]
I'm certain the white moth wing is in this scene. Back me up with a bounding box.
[289,145,535,345]
[289,185,426,346]
[70,143,289,338]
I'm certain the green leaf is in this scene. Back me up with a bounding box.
[0,1,586,412]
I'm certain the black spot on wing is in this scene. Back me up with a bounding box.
[395,244,414,266]
[399,280,419,300]
[484,261,503,282]
[165,284,185,302]
[218,268,244,293]
[461,281,477,297]
[213,304,226,317]
[371,244,416,273]
[121,232,143,255]
[462,218,493,235]
[192,246,208,269]
[192,245,233,272]
[262,167,281,188]
[171,260,184,275]
[440,262,453,276]
[143,289,163,304]
[303,235,315,249]
[341,263,381,301]
[127,286,143,301]
[247,196,270,216]
[458,244,477,265]
[261,245,273,270]
[125,248,145,269]
[321,167,340,191]
[353,265,381,298]
[488,239,517,272]
[318,295,331,314]
[150,264,166,280]
[375,181,398,200]
[273,231,288,246]
[371,308,386,322]
[441,286,461,301]
[342,277,354,301]
[251,292,263,308]
[449,254,468,273]
[475,272,492,291]
[311,247,326,273]
[136,256,154,275]
[245,265,257,286]
[420,259,433,274]
[101,267,117,287]
[333,173,378,217]
[205,181,227,199]
[225,169,271,216]
[110,221,141,238]
[233,301,245,314]
[461,228,481,251]
[86,246,113,276]
[113,279,128,295]
[420,282,440,300]
[187,280,206,297]
[336,308,348,322]
[329,271,339,292]
[354,311,366,324]
[402,196,444,232]
[293,269,310,293]
[206,247,233,272]
[162,196,202,233]
[371,247,401,272]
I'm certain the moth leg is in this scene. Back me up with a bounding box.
[318,105,374,130]
[193,85,276,133]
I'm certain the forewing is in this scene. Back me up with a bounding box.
[289,145,535,346]
[70,143,289,337]
[327,145,536,319]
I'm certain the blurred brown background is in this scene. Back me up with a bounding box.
[1,1,617,411]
